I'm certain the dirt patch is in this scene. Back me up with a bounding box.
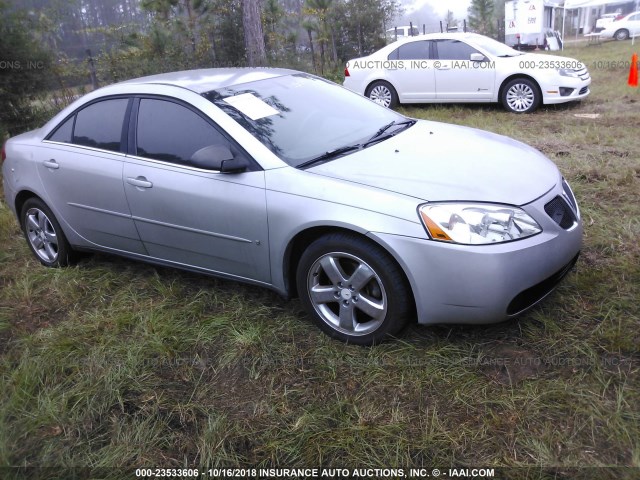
[605,149,631,158]
[576,168,607,183]
[479,344,546,385]
[3,302,68,334]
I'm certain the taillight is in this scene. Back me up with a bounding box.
[344,67,350,77]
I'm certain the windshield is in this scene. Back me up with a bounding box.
[203,73,406,167]
[470,35,523,57]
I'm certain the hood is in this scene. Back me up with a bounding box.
[506,52,584,67]
[308,120,559,205]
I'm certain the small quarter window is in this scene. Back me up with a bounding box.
[49,116,74,143]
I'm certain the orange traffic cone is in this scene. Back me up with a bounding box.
[629,53,638,87]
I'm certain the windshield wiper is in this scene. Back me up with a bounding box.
[364,119,416,146]
[297,144,362,169]
[297,120,416,169]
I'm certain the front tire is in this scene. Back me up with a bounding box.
[614,29,629,41]
[296,232,411,345]
[501,78,541,113]
[21,198,74,267]
[366,81,399,109]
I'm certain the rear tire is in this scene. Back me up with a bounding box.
[366,81,399,109]
[21,198,74,267]
[296,232,411,345]
[614,29,629,41]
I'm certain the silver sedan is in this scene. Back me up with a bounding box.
[1,68,582,345]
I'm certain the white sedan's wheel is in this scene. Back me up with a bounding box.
[614,29,629,41]
[502,78,541,113]
[366,81,398,109]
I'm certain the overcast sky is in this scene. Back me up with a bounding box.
[396,0,472,25]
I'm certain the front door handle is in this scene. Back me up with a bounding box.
[43,159,59,170]
[126,176,153,188]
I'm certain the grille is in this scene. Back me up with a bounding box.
[579,86,589,95]
[577,68,590,81]
[545,196,576,229]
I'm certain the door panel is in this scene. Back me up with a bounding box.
[124,97,270,282]
[37,97,144,253]
[387,40,436,101]
[123,161,270,282]
[434,40,495,100]
[36,144,145,252]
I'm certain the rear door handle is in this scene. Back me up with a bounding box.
[43,159,59,170]
[126,176,153,188]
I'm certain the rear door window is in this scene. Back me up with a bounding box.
[73,99,129,152]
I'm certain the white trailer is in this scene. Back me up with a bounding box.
[505,0,564,50]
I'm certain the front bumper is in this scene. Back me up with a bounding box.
[543,88,590,105]
[369,183,583,325]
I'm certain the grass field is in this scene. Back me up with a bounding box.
[1,40,638,479]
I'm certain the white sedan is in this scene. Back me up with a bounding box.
[599,11,640,40]
[344,32,591,113]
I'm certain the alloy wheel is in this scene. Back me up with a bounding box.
[25,208,59,263]
[307,252,388,336]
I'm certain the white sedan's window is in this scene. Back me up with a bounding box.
[435,40,479,60]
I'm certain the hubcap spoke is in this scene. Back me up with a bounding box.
[319,256,347,285]
[44,230,57,244]
[310,285,338,304]
[348,263,375,291]
[31,235,45,249]
[38,213,48,231]
[27,215,39,232]
[338,302,356,330]
[44,242,57,261]
[354,294,385,320]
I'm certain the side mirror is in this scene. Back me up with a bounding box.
[470,53,487,62]
[190,145,248,173]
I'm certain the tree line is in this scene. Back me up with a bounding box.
[1,0,507,138]
[0,0,404,137]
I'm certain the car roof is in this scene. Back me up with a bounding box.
[379,32,492,52]
[393,32,487,44]
[116,68,299,94]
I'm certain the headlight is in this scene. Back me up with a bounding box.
[559,68,580,78]
[418,203,542,245]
